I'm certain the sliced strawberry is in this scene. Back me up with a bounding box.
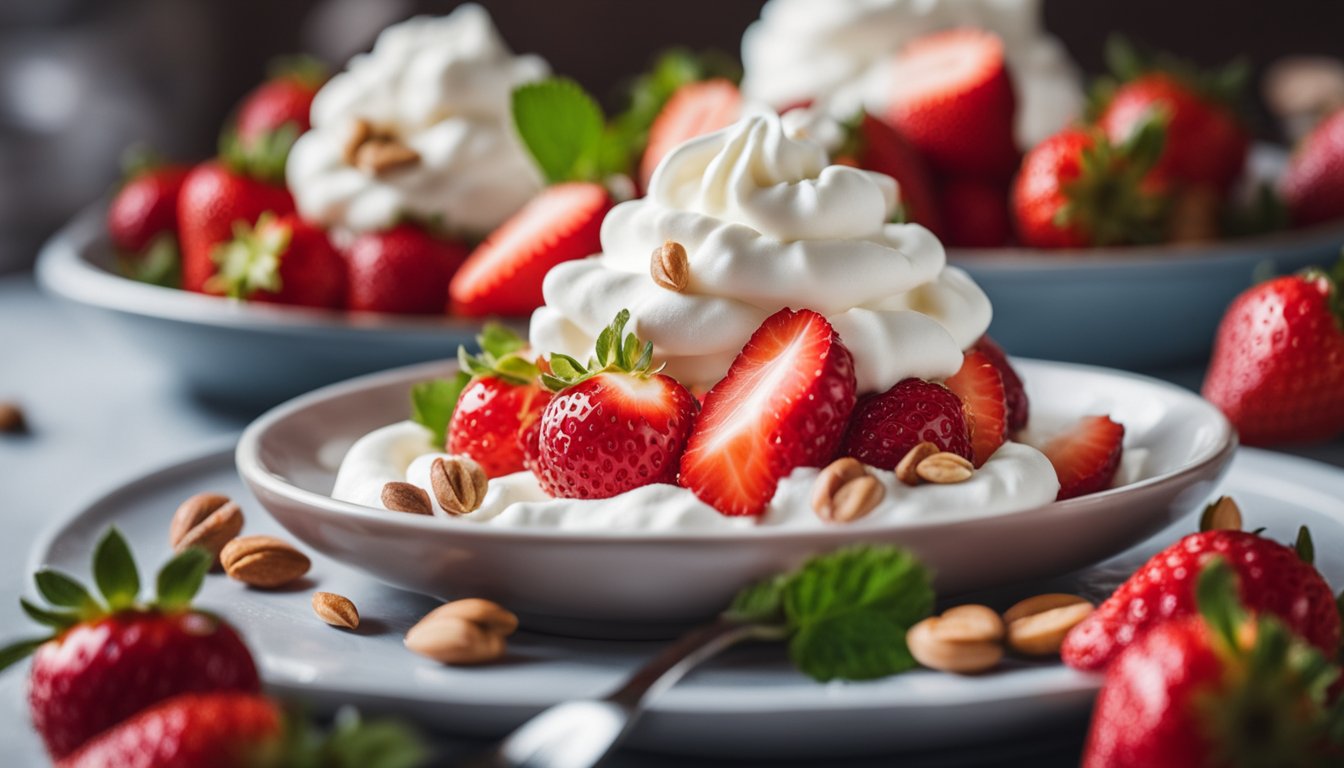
[1042,415,1125,501]
[972,336,1029,433]
[944,351,1008,467]
[640,79,742,189]
[938,176,1011,248]
[839,379,972,469]
[841,113,944,237]
[449,183,612,317]
[680,308,857,517]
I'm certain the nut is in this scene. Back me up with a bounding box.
[344,118,420,175]
[220,536,311,588]
[915,452,974,484]
[812,457,885,523]
[1199,496,1243,532]
[424,598,519,636]
[381,482,433,516]
[312,592,360,630]
[169,493,244,563]
[404,598,517,665]
[932,604,1004,644]
[907,614,1003,674]
[895,441,939,486]
[0,402,27,434]
[343,118,373,164]
[1004,595,1094,656]
[430,456,488,515]
[651,241,690,292]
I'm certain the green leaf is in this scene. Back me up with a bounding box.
[723,575,786,624]
[0,638,49,673]
[1296,526,1316,565]
[479,323,526,359]
[118,234,182,289]
[512,78,605,184]
[1105,35,1146,81]
[155,547,211,610]
[1196,557,1244,649]
[548,354,586,381]
[93,528,141,611]
[20,598,80,631]
[323,710,427,768]
[34,569,99,613]
[410,373,471,448]
[789,609,918,682]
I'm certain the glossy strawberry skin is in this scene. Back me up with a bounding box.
[1062,530,1341,672]
[178,161,295,293]
[448,377,552,478]
[235,77,319,150]
[840,379,972,469]
[840,113,943,237]
[57,692,279,768]
[107,166,189,254]
[641,79,742,190]
[536,372,698,499]
[938,177,1011,248]
[345,225,470,314]
[252,215,346,309]
[1012,129,1095,249]
[30,611,260,759]
[1281,109,1344,226]
[1202,273,1344,446]
[972,336,1028,432]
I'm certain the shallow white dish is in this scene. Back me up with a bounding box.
[236,358,1235,635]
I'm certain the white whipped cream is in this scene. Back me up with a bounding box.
[331,421,1061,531]
[529,111,991,394]
[740,0,1084,148]
[286,4,547,236]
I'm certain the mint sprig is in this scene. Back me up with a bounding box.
[512,78,606,185]
[411,323,537,446]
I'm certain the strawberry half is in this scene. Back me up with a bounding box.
[944,350,1008,467]
[1041,415,1125,500]
[640,79,742,189]
[971,336,1029,433]
[839,378,972,469]
[835,113,943,237]
[449,182,612,318]
[680,308,857,517]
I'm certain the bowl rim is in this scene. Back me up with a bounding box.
[236,357,1237,544]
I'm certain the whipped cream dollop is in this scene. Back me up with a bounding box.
[286,4,547,236]
[740,0,1084,147]
[331,421,1061,531]
[530,111,991,394]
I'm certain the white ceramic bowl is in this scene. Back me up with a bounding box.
[236,358,1235,636]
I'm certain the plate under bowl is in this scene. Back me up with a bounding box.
[236,358,1235,636]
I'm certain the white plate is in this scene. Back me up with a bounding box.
[29,445,1344,759]
[235,358,1234,636]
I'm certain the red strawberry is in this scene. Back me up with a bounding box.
[345,224,470,314]
[944,351,1007,467]
[681,308,857,517]
[1082,559,1340,768]
[640,79,742,189]
[446,325,551,478]
[937,177,1011,248]
[535,310,699,499]
[835,113,943,236]
[1012,122,1168,248]
[839,379,972,470]
[1063,524,1340,673]
[232,58,326,154]
[178,160,294,293]
[972,336,1028,433]
[1281,108,1344,227]
[0,530,259,759]
[206,213,346,309]
[1040,415,1124,501]
[1202,263,1344,446]
[883,29,1018,178]
[449,183,611,317]
[107,161,189,256]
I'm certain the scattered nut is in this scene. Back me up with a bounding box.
[220,536,311,588]
[1002,593,1091,625]
[430,456,488,515]
[0,402,26,434]
[812,457,885,523]
[382,482,433,515]
[405,598,517,665]
[932,604,1004,644]
[1004,596,1094,657]
[312,592,360,629]
[169,493,244,563]
[424,598,520,636]
[908,613,1004,674]
[895,441,939,486]
[916,452,974,484]
[1200,496,1243,532]
[651,241,690,292]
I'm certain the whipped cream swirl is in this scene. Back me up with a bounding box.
[286,4,547,236]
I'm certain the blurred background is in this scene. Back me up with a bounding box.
[2,0,1340,274]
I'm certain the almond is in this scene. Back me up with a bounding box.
[916,452,974,484]
[907,616,1003,674]
[381,482,432,516]
[430,456,488,516]
[355,140,420,175]
[1199,496,1243,532]
[651,241,690,292]
[312,592,360,629]
[1004,596,1094,656]
[895,441,939,486]
[932,604,1004,644]
[0,402,26,434]
[426,598,519,637]
[169,493,244,563]
[221,535,310,589]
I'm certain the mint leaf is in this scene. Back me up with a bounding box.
[723,575,785,624]
[512,78,605,184]
[155,547,211,610]
[410,373,471,448]
[92,527,141,611]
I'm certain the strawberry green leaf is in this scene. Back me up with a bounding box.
[1196,557,1245,650]
[118,234,182,289]
[0,638,48,673]
[1297,526,1316,565]
[34,569,99,614]
[207,213,290,299]
[548,354,587,381]
[479,322,527,359]
[512,78,605,184]
[322,709,428,768]
[20,598,80,631]
[410,373,471,448]
[93,527,141,611]
[155,547,211,610]
[220,124,298,185]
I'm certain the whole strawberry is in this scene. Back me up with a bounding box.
[232,57,326,155]
[1281,108,1344,227]
[640,78,742,190]
[178,159,294,293]
[1062,519,1341,672]
[1202,261,1344,445]
[535,310,699,499]
[840,379,972,470]
[447,325,551,478]
[936,177,1011,249]
[107,152,189,287]
[345,224,470,314]
[1082,559,1340,768]
[0,529,258,759]
[206,212,346,309]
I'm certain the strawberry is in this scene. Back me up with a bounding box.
[1040,415,1124,501]
[447,325,551,478]
[937,177,1011,248]
[107,159,189,256]
[345,224,470,314]
[0,529,259,759]
[835,113,943,236]
[535,310,698,499]
[1082,559,1341,768]
[1063,521,1341,673]
[1202,262,1344,446]
[944,350,1007,467]
[232,58,326,155]
[972,336,1029,433]
[449,182,611,317]
[206,212,346,309]
[681,308,856,516]
[839,379,972,470]
[882,29,1018,178]
[178,160,294,293]
[1012,121,1168,248]
[640,79,742,189]
[1281,108,1344,227]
